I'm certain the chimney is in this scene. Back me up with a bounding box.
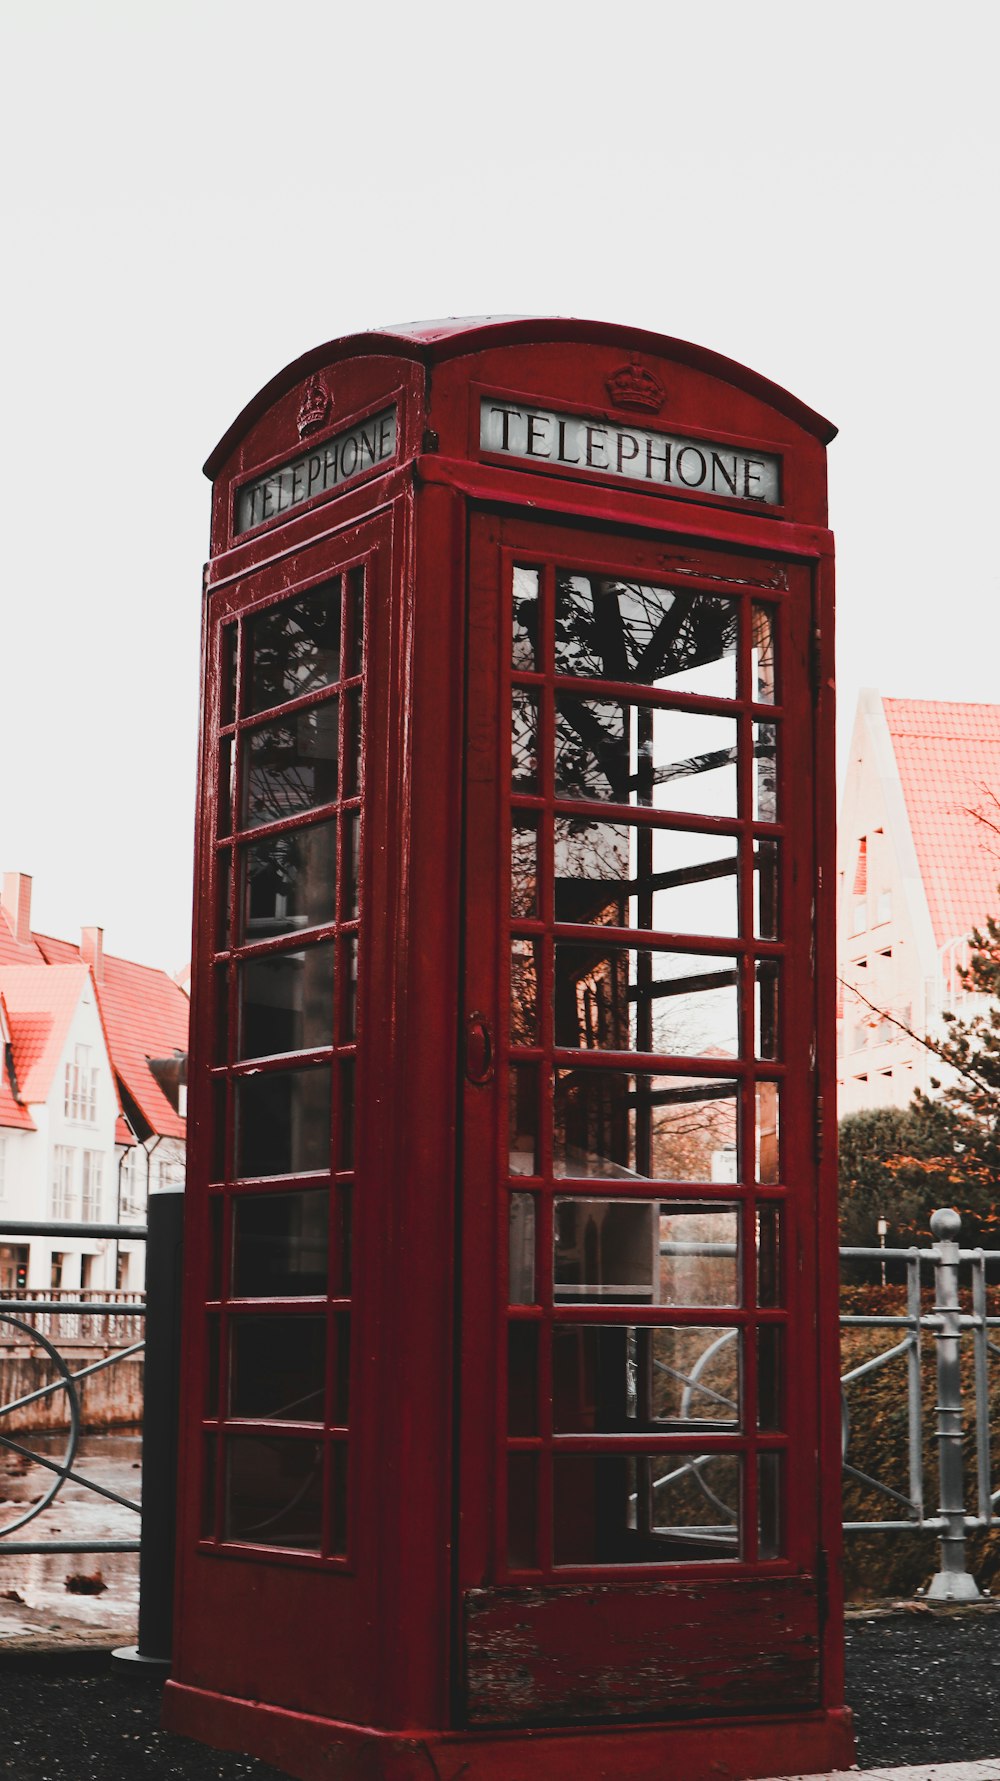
[2,872,33,946]
[81,925,104,983]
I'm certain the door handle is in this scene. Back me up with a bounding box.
[464,1011,495,1085]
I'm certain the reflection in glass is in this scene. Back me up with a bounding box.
[344,567,365,679]
[752,604,777,704]
[344,811,360,921]
[553,1069,739,1181]
[202,1435,217,1537]
[753,722,778,822]
[335,1185,352,1295]
[510,815,539,917]
[508,1323,538,1435]
[218,738,234,836]
[509,1065,538,1176]
[758,1452,782,1559]
[555,697,738,817]
[757,1326,783,1430]
[552,1324,740,1432]
[755,960,780,1061]
[756,1084,780,1185]
[229,1316,326,1421]
[247,583,341,715]
[331,1441,349,1556]
[344,687,363,798]
[224,1435,323,1549]
[756,1204,782,1306]
[221,623,238,726]
[553,1452,740,1565]
[554,819,739,937]
[554,943,739,1057]
[242,707,339,830]
[235,1064,331,1178]
[508,1193,536,1304]
[512,690,539,791]
[232,1189,328,1297]
[334,1313,351,1425]
[340,934,358,1042]
[240,821,336,942]
[554,576,737,699]
[512,566,539,669]
[508,1453,538,1569]
[553,1200,739,1306]
[339,1058,355,1169]
[510,939,539,1046]
[237,942,334,1060]
[754,839,779,940]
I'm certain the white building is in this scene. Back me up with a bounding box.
[0,871,188,1293]
[837,692,1000,1119]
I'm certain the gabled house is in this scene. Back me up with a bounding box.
[0,871,188,1293]
[837,692,1000,1118]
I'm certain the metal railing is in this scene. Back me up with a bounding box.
[841,1206,1000,1600]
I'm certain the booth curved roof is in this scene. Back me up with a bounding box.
[205,314,837,478]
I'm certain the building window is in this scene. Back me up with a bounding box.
[82,1151,103,1222]
[64,1044,98,1122]
[876,889,892,924]
[52,1146,74,1218]
[51,1253,66,1290]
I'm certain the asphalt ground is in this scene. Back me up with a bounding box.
[0,1607,997,1779]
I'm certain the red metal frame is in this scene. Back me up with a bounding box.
[165,318,850,1781]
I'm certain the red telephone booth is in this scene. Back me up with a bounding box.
[164,317,852,1781]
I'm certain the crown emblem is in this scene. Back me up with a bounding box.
[297,374,331,438]
[606,356,665,414]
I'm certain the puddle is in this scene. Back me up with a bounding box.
[0,1431,141,1644]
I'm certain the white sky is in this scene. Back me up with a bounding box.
[1,2,996,972]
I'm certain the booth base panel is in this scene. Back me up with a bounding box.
[162,1681,855,1781]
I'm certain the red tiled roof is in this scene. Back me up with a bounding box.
[0,992,36,1131]
[33,936,188,1139]
[884,698,1000,951]
[0,964,89,1104]
[0,907,46,967]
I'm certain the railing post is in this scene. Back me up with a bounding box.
[113,1185,184,1670]
[927,1207,979,1601]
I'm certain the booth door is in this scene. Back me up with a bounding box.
[459,511,825,1727]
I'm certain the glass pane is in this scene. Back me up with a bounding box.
[554,819,739,937]
[512,689,539,791]
[756,1203,782,1306]
[335,1185,352,1295]
[331,1442,349,1556]
[512,566,539,669]
[510,939,539,1046]
[232,1189,328,1297]
[553,1452,740,1565]
[221,623,238,727]
[237,942,334,1060]
[758,1452,782,1559]
[508,1192,536,1304]
[241,706,339,831]
[224,1435,323,1549]
[240,821,336,942]
[344,686,363,798]
[343,811,360,921]
[229,1315,326,1421]
[507,1453,538,1569]
[553,1069,739,1181]
[339,1058,355,1169]
[752,604,778,704]
[344,567,364,678]
[340,934,358,1042]
[509,1064,538,1176]
[754,960,780,1061]
[334,1313,351,1424]
[757,1325,783,1430]
[205,1315,220,1417]
[235,1065,331,1178]
[208,1196,223,1298]
[247,583,341,715]
[217,738,233,836]
[752,722,778,822]
[553,1325,740,1432]
[553,1199,739,1306]
[507,1322,539,1435]
[554,943,739,1057]
[555,577,737,698]
[202,1436,217,1537]
[216,848,232,949]
[753,839,779,939]
[555,698,738,817]
[756,1084,780,1185]
[511,815,539,918]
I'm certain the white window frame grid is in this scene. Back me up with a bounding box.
[81,1150,103,1222]
[64,1043,99,1123]
[52,1145,75,1219]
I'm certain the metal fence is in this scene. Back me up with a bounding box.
[2,1200,1000,1624]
